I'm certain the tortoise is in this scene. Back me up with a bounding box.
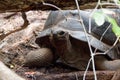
[24,9,120,70]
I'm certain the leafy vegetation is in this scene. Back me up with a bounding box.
[93,10,120,37]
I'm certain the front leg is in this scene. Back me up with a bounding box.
[24,48,53,67]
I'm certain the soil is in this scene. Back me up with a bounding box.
[0,10,117,80]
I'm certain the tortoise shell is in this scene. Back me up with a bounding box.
[35,10,120,70]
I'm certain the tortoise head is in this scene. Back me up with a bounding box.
[48,29,71,55]
[50,30,69,45]
[35,29,71,55]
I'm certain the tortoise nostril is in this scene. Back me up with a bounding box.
[58,31,65,36]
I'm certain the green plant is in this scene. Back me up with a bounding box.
[93,10,120,38]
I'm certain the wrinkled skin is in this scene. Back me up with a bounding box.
[35,9,120,70]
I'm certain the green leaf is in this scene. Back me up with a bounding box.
[93,12,105,26]
[93,10,120,38]
[106,16,120,37]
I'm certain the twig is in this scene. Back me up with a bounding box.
[95,37,119,55]
[42,1,67,19]
[93,24,111,53]
[75,73,79,80]
[0,12,29,41]
[83,58,92,80]
[35,71,115,80]
[113,0,120,8]
[74,0,97,80]
[100,2,120,6]
[89,0,101,33]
